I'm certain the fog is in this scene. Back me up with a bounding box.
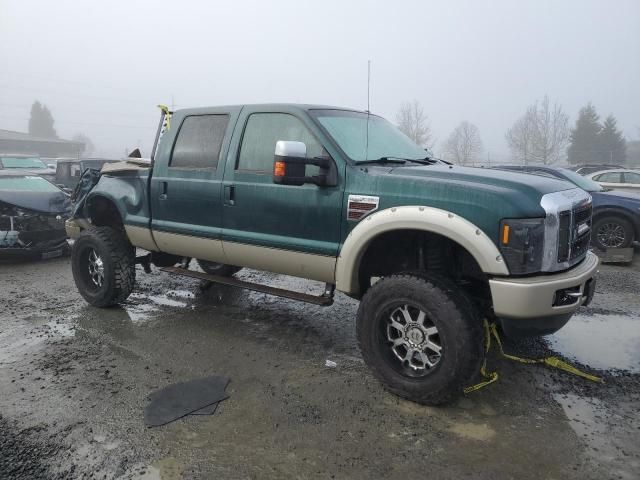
[1,0,638,160]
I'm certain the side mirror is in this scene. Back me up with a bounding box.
[273,141,334,187]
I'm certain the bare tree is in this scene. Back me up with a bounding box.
[396,100,433,147]
[444,121,483,165]
[506,96,569,165]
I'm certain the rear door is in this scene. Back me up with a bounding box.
[220,107,344,282]
[149,107,240,261]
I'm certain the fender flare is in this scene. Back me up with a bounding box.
[334,205,509,295]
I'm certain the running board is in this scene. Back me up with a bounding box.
[160,266,335,306]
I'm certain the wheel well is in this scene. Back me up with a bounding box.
[87,196,123,229]
[357,229,491,309]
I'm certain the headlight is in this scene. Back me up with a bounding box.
[499,218,545,274]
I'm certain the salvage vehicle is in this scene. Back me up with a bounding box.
[0,171,71,260]
[0,154,57,182]
[66,104,598,405]
[493,165,640,250]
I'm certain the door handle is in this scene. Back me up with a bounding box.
[224,185,235,206]
[159,181,168,200]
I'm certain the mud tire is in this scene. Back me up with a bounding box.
[72,226,135,307]
[356,273,483,405]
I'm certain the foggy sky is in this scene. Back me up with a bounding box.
[1,0,638,160]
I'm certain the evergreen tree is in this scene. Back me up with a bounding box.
[28,101,58,138]
[567,103,601,165]
[598,115,626,164]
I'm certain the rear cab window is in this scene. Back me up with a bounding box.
[170,115,230,169]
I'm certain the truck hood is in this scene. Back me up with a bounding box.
[387,164,573,196]
[350,164,579,245]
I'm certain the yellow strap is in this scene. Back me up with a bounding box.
[157,104,171,131]
[463,359,499,393]
[543,357,603,383]
[464,320,603,395]
[463,320,499,393]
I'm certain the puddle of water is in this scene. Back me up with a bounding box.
[147,294,187,308]
[123,302,158,323]
[554,394,616,460]
[548,314,640,372]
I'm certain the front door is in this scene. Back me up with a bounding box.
[221,110,343,282]
[149,108,239,262]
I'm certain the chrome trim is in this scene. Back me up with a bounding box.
[540,188,592,272]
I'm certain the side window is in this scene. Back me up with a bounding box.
[70,164,82,178]
[170,115,229,169]
[596,172,622,183]
[623,172,640,184]
[237,113,324,173]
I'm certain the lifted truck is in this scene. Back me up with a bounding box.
[66,104,598,405]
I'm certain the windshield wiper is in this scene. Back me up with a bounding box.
[357,157,408,165]
[407,157,439,165]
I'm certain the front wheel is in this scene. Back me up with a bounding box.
[356,274,482,405]
[72,226,135,307]
[196,259,242,277]
[592,216,634,250]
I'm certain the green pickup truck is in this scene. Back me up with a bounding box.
[66,104,598,405]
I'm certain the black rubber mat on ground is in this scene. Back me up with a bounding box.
[144,376,229,427]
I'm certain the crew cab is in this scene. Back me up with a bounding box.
[65,104,598,405]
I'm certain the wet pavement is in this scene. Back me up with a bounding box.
[0,252,639,479]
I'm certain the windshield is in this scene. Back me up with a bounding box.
[310,110,428,162]
[558,168,603,192]
[0,176,60,192]
[0,156,48,169]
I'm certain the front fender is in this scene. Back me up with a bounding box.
[334,205,509,296]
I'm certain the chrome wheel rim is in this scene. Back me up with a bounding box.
[597,222,626,248]
[87,249,105,287]
[384,304,442,375]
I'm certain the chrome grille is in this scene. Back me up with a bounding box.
[557,204,592,263]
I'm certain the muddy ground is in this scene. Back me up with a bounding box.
[1,251,639,479]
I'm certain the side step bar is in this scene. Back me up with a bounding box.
[161,266,335,307]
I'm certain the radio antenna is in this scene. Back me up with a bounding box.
[365,60,371,160]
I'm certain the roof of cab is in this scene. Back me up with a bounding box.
[173,103,367,115]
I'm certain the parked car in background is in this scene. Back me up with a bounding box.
[0,154,56,181]
[493,165,640,250]
[586,169,640,192]
[55,158,119,190]
[571,164,625,175]
[0,171,71,260]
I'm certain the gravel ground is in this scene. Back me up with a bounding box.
[0,250,639,479]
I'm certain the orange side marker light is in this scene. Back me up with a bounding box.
[502,224,510,245]
[274,161,286,177]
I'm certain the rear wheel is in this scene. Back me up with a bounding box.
[592,216,634,250]
[196,259,242,277]
[356,273,482,405]
[72,226,135,307]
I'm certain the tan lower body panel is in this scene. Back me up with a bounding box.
[151,230,226,264]
[150,230,336,283]
[125,225,160,252]
[223,242,336,283]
